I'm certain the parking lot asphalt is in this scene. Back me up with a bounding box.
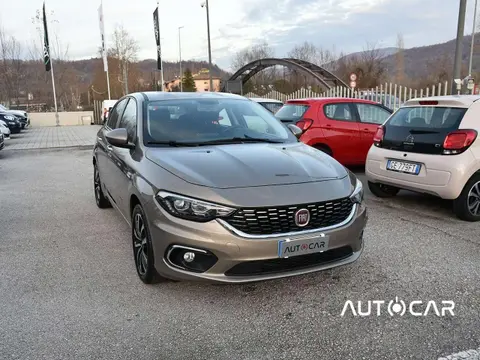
[0,148,479,360]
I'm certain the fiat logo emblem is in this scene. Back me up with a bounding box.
[294,209,310,227]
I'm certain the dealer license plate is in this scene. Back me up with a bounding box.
[386,160,421,175]
[278,235,330,258]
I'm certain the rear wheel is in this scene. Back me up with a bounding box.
[453,174,480,222]
[368,181,400,198]
[314,145,333,157]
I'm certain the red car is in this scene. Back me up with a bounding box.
[275,97,393,165]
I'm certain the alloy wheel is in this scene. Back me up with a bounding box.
[94,166,101,205]
[467,181,480,216]
[133,213,148,276]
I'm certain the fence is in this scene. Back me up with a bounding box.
[244,81,462,111]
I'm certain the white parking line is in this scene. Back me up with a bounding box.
[438,346,480,360]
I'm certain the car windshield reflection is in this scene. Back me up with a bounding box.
[144,98,297,146]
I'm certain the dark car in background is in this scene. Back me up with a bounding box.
[0,104,29,127]
[0,113,22,134]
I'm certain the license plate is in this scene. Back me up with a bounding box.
[386,160,421,175]
[278,235,330,258]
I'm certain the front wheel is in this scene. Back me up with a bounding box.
[132,204,165,284]
[453,174,480,222]
[368,181,400,198]
[94,164,112,209]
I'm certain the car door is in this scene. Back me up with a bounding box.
[319,102,362,164]
[98,97,129,205]
[355,103,393,159]
[108,97,138,218]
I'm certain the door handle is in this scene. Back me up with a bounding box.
[97,136,102,141]
[107,145,113,151]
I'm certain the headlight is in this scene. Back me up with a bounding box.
[156,191,236,222]
[349,178,364,204]
[4,115,15,121]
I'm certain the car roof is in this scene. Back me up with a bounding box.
[403,95,480,108]
[286,97,380,105]
[249,97,283,103]
[137,91,246,101]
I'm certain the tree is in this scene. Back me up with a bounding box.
[182,69,196,92]
[231,41,275,88]
[109,24,139,95]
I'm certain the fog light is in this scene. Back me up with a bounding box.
[183,252,195,263]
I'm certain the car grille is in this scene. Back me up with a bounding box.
[225,246,353,276]
[223,198,354,236]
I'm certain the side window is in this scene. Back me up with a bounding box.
[324,103,354,121]
[356,104,392,125]
[106,98,128,129]
[117,99,137,142]
[218,109,232,126]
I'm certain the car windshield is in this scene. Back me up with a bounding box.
[386,106,467,130]
[275,104,309,123]
[0,104,7,111]
[144,98,297,146]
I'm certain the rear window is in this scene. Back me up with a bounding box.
[259,102,283,114]
[275,104,309,122]
[386,106,467,130]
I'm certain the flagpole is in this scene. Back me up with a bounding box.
[43,2,59,126]
[99,1,111,99]
[50,56,59,126]
[156,1,164,91]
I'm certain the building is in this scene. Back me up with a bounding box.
[164,70,223,92]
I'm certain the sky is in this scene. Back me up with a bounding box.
[0,0,478,72]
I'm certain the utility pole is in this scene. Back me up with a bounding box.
[469,0,478,76]
[205,0,213,91]
[453,0,467,93]
[179,26,184,92]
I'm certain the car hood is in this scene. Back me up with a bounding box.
[145,142,348,189]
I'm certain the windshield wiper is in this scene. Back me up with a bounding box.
[194,137,285,145]
[147,140,200,147]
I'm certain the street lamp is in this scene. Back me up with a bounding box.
[178,26,184,92]
[201,0,214,91]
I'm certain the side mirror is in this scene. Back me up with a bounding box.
[105,128,134,149]
[287,124,303,139]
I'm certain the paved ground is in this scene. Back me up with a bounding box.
[3,125,100,150]
[0,149,479,360]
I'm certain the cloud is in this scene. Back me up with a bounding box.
[0,0,476,72]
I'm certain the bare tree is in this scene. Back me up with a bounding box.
[231,41,274,93]
[0,24,26,107]
[109,24,139,95]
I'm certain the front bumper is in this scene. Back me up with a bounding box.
[146,199,368,283]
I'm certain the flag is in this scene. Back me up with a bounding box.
[98,2,108,72]
[42,2,51,72]
[153,8,162,70]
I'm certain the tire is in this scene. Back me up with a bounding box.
[453,173,480,222]
[131,204,165,284]
[368,181,400,198]
[93,163,112,209]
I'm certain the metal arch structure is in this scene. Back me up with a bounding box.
[222,58,349,92]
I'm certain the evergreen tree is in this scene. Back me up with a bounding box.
[182,69,197,92]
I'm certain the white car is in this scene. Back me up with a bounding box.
[0,120,11,139]
[0,104,27,120]
[366,95,480,221]
[249,98,284,114]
